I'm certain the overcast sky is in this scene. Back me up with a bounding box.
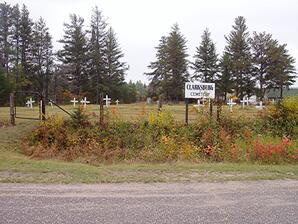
[8,0,298,86]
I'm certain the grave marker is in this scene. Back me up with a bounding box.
[70,98,78,107]
[26,98,35,108]
[80,97,90,108]
[256,101,264,110]
[227,99,236,112]
[240,97,249,108]
[104,95,111,107]
[115,99,119,105]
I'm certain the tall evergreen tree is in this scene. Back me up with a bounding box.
[146,24,188,101]
[0,2,13,79]
[58,14,88,95]
[31,17,53,99]
[88,6,107,103]
[19,4,33,78]
[166,24,188,101]
[250,31,279,100]
[145,36,168,96]
[217,53,234,101]
[224,16,253,99]
[102,27,127,98]
[192,28,218,82]
[268,43,296,98]
[11,3,21,84]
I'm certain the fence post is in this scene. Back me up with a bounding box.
[209,99,213,119]
[41,95,46,121]
[217,101,222,123]
[9,93,15,126]
[185,98,189,125]
[158,95,163,112]
[99,93,104,126]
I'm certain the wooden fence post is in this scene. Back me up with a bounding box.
[99,93,104,126]
[41,95,46,121]
[209,99,213,119]
[158,95,163,112]
[9,93,15,126]
[217,102,222,123]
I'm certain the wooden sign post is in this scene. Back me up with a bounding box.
[184,82,216,125]
[185,98,189,124]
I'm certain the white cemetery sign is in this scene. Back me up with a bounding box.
[227,99,236,112]
[71,98,78,107]
[104,95,111,107]
[26,98,35,108]
[240,97,249,108]
[115,99,119,105]
[185,82,215,99]
[256,101,264,110]
[80,97,90,108]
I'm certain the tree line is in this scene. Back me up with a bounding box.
[0,3,147,105]
[1,3,296,105]
[146,17,296,101]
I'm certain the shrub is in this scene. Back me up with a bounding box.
[247,137,296,164]
[261,96,298,138]
[69,107,91,128]
[22,108,297,164]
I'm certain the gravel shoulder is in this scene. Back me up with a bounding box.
[1,180,298,224]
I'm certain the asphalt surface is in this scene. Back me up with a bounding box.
[0,180,297,224]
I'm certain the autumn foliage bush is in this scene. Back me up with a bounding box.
[23,106,298,164]
[261,96,298,138]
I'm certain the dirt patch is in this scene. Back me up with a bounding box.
[0,171,67,182]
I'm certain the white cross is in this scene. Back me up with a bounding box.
[104,95,111,107]
[240,97,249,108]
[26,98,35,108]
[115,99,119,105]
[70,98,78,107]
[227,99,236,112]
[256,101,264,110]
[80,97,90,108]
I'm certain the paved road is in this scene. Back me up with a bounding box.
[0,180,297,224]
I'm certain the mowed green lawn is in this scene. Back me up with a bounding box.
[1,103,297,184]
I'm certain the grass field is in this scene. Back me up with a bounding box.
[0,102,260,124]
[1,103,297,183]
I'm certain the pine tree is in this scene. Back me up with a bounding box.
[146,24,188,101]
[11,4,21,84]
[250,31,278,100]
[88,6,107,103]
[31,17,53,99]
[217,53,234,101]
[58,14,88,96]
[192,28,218,82]
[19,4,33,78]
[102,27,127,98]
[145,36,168,96]
[166,24,188,101]
[267,43,296,98]
[0,2,13,79]
[224,16,253,99]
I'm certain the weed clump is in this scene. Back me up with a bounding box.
[23,108,298,164]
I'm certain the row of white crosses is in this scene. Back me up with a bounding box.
[70,95,119,108]
[227,97,265,112]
